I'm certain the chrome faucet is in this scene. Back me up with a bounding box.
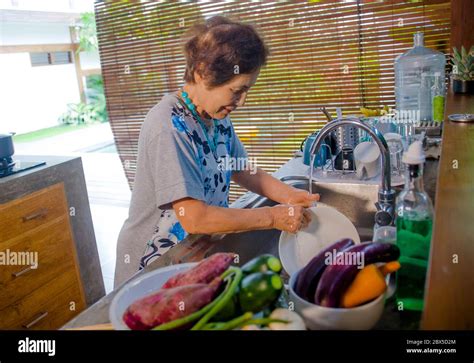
[308,116,396,227]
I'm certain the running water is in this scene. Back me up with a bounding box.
[309,154,317,207]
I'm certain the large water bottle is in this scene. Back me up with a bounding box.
[394,32,446,123]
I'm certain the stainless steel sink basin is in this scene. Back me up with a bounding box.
[207,176,379,265]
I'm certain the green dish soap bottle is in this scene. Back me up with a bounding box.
[395,140,433,312]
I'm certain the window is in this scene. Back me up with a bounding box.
[94,0,451,202]
[30,52,51,66]
[52,51,73,65]
[30,51,73,67]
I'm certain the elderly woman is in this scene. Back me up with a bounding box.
[115,16,319,286]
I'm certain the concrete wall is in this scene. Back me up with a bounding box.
[0,52,81,134]
[79,50,100,71]
[1,22,72,45]
[0,21,101,134]
[0,0,95,13]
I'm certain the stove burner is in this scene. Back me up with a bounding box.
[0,158,46,178]
[0,156,16,170]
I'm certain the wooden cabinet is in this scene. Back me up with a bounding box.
[0,183,86,329]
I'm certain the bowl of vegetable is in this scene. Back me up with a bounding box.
[110,253,304,330]
[287,238,401,330]
[110,262,198,330]
[289,269,386,330]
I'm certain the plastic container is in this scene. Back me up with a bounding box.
[419,72,432,121]
[302,132,329,167]
[431,72,446,122]
[395,32,446,123]
[395,141,434,312]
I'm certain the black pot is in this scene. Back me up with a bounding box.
[453,79,474,94]
[0,133,15,159]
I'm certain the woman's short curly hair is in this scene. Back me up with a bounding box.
[182,15,269,88]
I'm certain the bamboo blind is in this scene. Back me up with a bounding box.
[94,0,451,202]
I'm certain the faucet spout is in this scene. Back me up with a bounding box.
[308,117,396,226]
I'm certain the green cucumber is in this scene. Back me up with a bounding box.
[241,254,282,275]
[210,293,240,322]
[191,267,243,330]
[238,271,283,313]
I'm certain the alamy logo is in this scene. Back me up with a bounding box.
[0,249,38,269]
[325,249,365,269]
[18,338,55,356]
[217,156,257,174]
[379,109,421,124]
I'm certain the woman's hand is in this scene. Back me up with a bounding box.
[286,189,320,208]
[269,205,312,234]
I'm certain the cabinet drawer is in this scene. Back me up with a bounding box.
[0,269,86,330]
[0,216,75,311]
[0,183,69,242]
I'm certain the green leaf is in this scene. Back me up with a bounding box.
[77,11,98,53]
[461,46,468,61]
[466,54,473,67]
[453,47,462,63]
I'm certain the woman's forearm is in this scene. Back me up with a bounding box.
[173,198,274,234]
[198,204,276,234]
[232,167,295,204]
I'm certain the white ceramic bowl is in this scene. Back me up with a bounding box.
[288,269,386,330]
[109,262,197,330]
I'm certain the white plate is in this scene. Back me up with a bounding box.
[278,204,360,276]
[109,262,197,330]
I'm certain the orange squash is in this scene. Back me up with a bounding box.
[341,261,401,308]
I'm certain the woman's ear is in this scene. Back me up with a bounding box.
[194,71,203,84]
[193,62,205,84]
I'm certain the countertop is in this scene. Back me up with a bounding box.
[421,91,474,330]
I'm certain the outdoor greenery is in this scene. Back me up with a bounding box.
[59,12,107,125]
[77,12,98,53]
[86,75,108,122]
[13,124,92,143]
[58,102,99,125]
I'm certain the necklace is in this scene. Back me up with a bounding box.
[179,89,219,154]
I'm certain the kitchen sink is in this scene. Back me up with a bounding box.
[203,169,437,329]
[206,176,380,265]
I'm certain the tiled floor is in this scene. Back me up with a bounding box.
[90,203,129,293]
[81,152,131,294]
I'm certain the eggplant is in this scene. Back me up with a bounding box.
[314,242,400,307]
[294,238,355,302]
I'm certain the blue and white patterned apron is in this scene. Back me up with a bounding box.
[139,98,235,269]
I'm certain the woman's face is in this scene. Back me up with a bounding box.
[193,69,260,120]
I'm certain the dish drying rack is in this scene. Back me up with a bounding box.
[414,120,443,137]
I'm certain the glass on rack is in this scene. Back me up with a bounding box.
[384,132,404,177]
